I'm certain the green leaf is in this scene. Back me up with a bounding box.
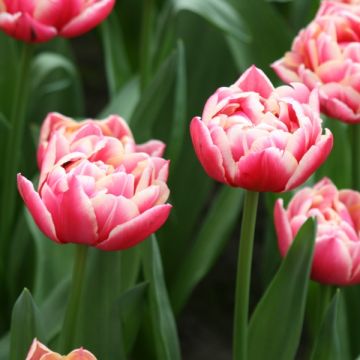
[10,289,45,360]
[29,52,84,119]
[99,76,140,120]
[120,246,142,293]
[170,186,243,313]
[118,282,148,354]
[311,291,346,360]
[41,278,70,343]
[100,12,132,97]
[129,49,178,141]
[0,334,9,360]
[166,40,187,167]
[174,0,249,42]
[143,235,181,360]
[24,208,74,304]
[75,250,127,359]
[248,218,316,360]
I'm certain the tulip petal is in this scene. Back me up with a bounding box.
[235,65,274,98]
[17,174,58,242]
[274,199,293,257]
[236,148,297,192]
[96,204,172,251]
[136,140,166,157]
[285,129,333,191]
[312,237,352,285]
[26,339,51,360]
[190,117,227,183]
[60,0,115,38]
[65,348,97,360]
[57,175,98,245]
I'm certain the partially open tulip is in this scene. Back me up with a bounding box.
[272,1,360,123]
[26,339,96,359]
[0,0,115,43]
[37,113,165,170]
[190,66,333,192]
[18,126,171,250]
[275,178,360,285]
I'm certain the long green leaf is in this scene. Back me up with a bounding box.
[118,282,148,354]
[174,0,249,42]
[75,250,126,359]
[99,76,140,120]
[170,186,243,313]
[166,40,187,167]
[0,334,9,360]
[10,289,44,360]
[248,218,316,360]
[129,49,178,141]
[100,12,132,97]
[311,291,345,360]
[143,235,181,360]
[24,208,74,304]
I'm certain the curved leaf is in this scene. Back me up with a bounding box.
[143,235,181,360]
[248,218,316,360]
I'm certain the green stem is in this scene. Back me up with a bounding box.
[350,124,360,190]
[0,43,33,271]
[233,190,259,360]
[139,0,155,91]
[58,245,89,353]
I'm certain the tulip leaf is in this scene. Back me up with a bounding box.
[10,289,45,360]
[143,235,181,360]
[166,40,187,167]
[0,334,9,360]
[24,208,74,304]
[75,250,127,359]
[99,76,140,120]
[29,52,84,119]
[120,246,142,293]
[41,278,70,343]
[100,12,132,97]
[170,186,243,313]
[118,282,148,354]
[311,290,347,360]
[174,0,249,42]
[248,218,316,360]
[129,49,178,141]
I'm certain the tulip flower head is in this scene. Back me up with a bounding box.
[190,66,333,192]
[0,0,115,42]
[26,339,96,359]
[275,178,360,285]
[18,114,171,251]
[272,1,360,123]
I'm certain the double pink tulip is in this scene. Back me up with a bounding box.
[190,66,333,192]
[273,1,360,123]
[0,0,115,42]
[275,178,360,285]
[26,339,96,359]
[18,114,171,251]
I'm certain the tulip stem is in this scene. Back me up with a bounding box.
[0,42,33,271]
[350,124,360,190]
[58,245,89,353]
[233,190,259,360]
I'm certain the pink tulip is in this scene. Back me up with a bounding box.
[275,178,360,285]
[272,1,360,123]
[18,123,171,250]
[190,66,333,192]
[0,0,115,43]
[26,339,96,359]
[37,113,165,169]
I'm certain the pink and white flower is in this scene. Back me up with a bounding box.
[275,178,360,285]
[190,66,332,192]
[0,0,115,42]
